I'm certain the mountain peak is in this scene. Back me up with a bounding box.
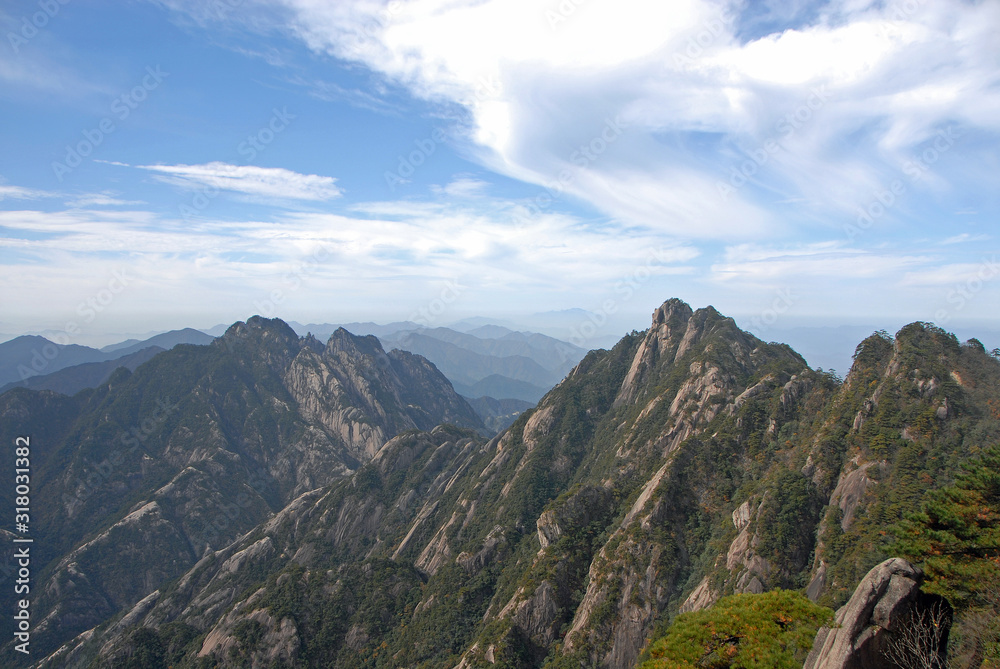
[326,327,387,359]
[651,297,694,328]
[219,315,299,346]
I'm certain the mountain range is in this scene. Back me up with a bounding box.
[0,323,586,431]
[0,299,996,667]
[0,329,214,391]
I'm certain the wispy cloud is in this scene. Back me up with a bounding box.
[431,176,489,199]
[0,184,56,201]
[66,192,146,208]
[899,262,997,287]
[249,0,1000,236]
[0,197,698,294]
[942,233,989,245]
[286,74,404,114]
[135,162,344,200]
[712,242,928,281]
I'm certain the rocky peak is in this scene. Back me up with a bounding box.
[219,315,300,348]
[301,332,324,352]
[214,316,303,372]
[615,299,693,406]
[651,298,694,330]
[616,299,758,407]
[805,558,952,669]
[325,327,386,360]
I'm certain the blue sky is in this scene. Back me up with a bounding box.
[1,0,998,349]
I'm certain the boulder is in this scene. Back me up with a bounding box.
[804,557,951,669]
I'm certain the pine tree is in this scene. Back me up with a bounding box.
[894,444,1000,666]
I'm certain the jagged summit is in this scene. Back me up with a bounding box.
[615,298,802,409]
[219,314,300,344]
[325,326,386,358]
[0,316,484,660]
[8,304,999,669]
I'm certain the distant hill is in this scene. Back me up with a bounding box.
[0,346,164,395]
[0,335,117,387]
[463,395,534,433]
[381,332,556,387]
[378,326,585,403]
[465,323,514,338]
[0,329,214,396]
[278,321,588,405]
[100,328,214,356]
[287,320,421,340]
[452,374,550,403]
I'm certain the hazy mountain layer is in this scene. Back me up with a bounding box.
[0,318,482,661]
[0,346,164,395]
[11,301,998,669]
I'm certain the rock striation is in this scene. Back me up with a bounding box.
[16,301,996,669]
[0,317,483,660]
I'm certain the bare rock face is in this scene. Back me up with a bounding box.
[614,299,694,407]
[805,558,951,669]
[829,457,885,532]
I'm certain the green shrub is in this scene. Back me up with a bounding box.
[638,590,833,669]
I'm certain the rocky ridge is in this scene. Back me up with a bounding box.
[16,301,1000,669]
[0,317,482,660]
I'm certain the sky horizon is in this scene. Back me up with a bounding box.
[2,0,998,353]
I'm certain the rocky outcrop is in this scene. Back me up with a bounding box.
[805,558,951,669]
[197,588,300,667]
[615,299,694,407]
[285,327,483,463]
[535,485,610,550]
[678,576,718,613]
[723,498,770,595]
[829,457,885,532]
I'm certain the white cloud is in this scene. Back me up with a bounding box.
[250,0,1000,237]
[0,184,56,201]
[136,162,344,201]
[0,198,700,326]
[899,261,999,287]
[66,192,146,208]
[431,176,489,199]
[712,242,928,281]
[942,233,990,245]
